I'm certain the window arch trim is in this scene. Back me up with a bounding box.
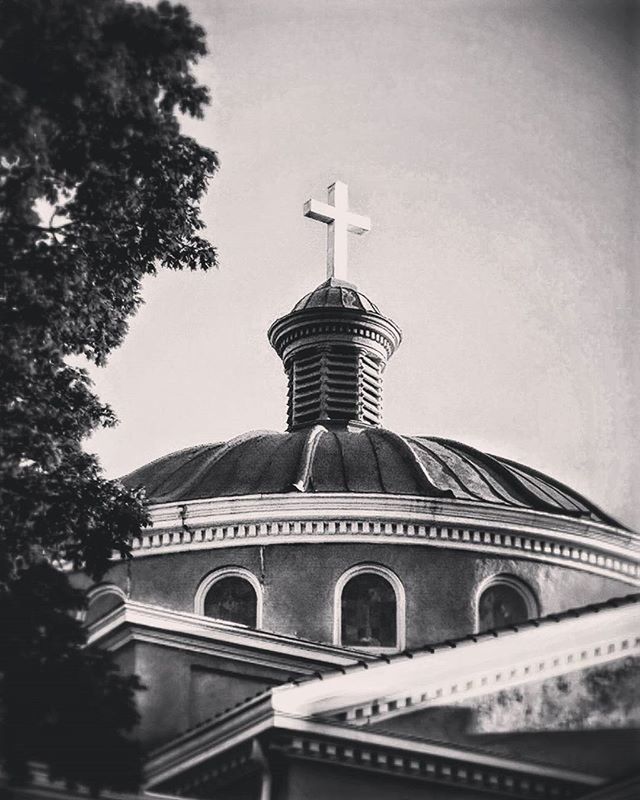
[333,563,406,652]
[86,583,127,605]
[475,573,539,633]
[80,583,127,622]
[194,567,263,628]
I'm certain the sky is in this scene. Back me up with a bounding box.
[85,0,639,529]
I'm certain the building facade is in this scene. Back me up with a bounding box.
[76,184,640,799]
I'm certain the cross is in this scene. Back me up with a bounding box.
[303,181,371,282]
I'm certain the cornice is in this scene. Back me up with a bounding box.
[271,719,604,797]
[0,765,176,800]
[126,494,640,585]
[146,701,604,798]
[87,599,370,671]
[268,308,402,362]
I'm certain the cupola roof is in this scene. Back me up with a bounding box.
[292,278,380,313]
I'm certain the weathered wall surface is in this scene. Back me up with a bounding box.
[128,641,282,750]
[100,542,629,646]
[277,760,484,800]
[376,703,640,782]
[470,655,640,732]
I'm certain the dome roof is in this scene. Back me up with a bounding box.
[292,278,380,313]
[121,427,619,526]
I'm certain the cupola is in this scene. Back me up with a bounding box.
[268,278,401,430]
[268,182,402,431]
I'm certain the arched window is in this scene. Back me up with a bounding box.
[477,575,538,632]
[194,568,262,628]
[334,565,405,651]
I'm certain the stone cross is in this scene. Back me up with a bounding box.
[303,181,371,282]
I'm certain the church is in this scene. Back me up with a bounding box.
[77,182,638,799]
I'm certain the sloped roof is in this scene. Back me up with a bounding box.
[145,596,640,796]
[148,594,640,761]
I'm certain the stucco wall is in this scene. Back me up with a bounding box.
[100,542,629,647]
[471,656,640,732]
[278,760,484,800]
[129,641,282,749]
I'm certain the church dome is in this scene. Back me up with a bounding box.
[121,180,627,540]
[120,427,619,526]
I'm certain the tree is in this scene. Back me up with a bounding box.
[0,0,218,791]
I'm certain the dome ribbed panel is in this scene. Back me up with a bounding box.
[121,431,624,528]
[405,437,524,505]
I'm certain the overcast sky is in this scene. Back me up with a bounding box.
[85,0,639,529]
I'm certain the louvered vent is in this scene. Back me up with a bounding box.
[358,352,383,425]
[288,346,384,430]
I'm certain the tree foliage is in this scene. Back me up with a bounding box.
[0,0,218,790]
